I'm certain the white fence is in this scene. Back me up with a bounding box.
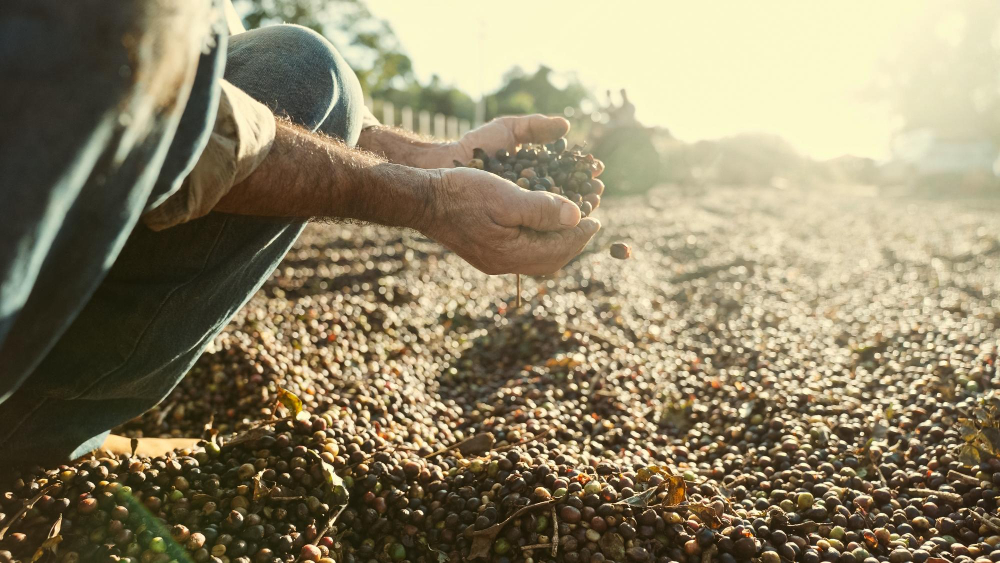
[366,97,477,140]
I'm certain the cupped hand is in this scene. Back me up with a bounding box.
[421,167,601,275]
[440,114,605,179]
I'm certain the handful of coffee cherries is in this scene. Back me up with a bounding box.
[454,137,604,217]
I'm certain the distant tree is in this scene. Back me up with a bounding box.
[881,1,1000,143]
[485,65,592,121]
[234,0,414,95]
[234,1,595,126]
[380,75,477,122]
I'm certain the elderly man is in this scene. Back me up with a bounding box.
[0,0,602,464]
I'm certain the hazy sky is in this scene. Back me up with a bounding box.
[365,1,937,160]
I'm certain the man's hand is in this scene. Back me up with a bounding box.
[441,115,605,212]
[218,121,600,276]
[358,114,605,180]
[449,114,568,162]
[420,167,600,275]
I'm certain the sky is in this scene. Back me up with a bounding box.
[364,1,939,161]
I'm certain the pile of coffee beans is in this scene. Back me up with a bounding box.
[2,187,1000,563]
[459,138,604,217]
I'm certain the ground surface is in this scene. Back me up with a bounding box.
[3,187,1000,563]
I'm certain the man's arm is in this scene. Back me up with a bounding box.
[213,120,601,276]
[214,120,433,229]
[356,126,444,169]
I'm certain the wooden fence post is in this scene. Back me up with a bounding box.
[419,111,431,136]
[434,113,447,139]
[382,101,395,127]
[401,106,414,131]
[474,96,485,128]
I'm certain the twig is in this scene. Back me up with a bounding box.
[423,433,495,459]
[249,415,295,430]
[520,543,554,552]
[969,510,1000,534]
[492,429,551,454]
[0,483,57,540]
[310,503,348,548]
[551,505,559,558]
[908,488,963,505]
[155,401,176,426]
[947,470,981,487]
[223,416,295,449]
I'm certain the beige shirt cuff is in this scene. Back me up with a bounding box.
[361,105,380,130]
[143,80,275,231]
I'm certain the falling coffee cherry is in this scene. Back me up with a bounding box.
[610,242,632,259]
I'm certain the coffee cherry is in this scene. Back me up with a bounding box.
[610,242,631,259]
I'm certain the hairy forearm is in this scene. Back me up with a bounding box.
[357,125,457,169]
[214,121,436,230]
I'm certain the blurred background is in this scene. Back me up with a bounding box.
[234,0,1000,197]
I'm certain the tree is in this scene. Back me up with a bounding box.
[234,0,414,95]
[485,65,592,121]
[882,1,1000,143]
[234,1,595,126]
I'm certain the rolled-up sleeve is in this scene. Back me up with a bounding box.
[142,80,275,231]
[360,105,380,130]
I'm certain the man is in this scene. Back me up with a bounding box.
[0,0,603,464]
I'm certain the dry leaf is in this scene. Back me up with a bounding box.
[30,515,63,562]
[683,503,722,529]
[277,387,303,415]
[621,486,660,507]
[663,475,687,506]
[636,465,672,484]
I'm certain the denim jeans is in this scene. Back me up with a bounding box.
[0,14,365,464]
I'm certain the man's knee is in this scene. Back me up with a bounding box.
[226,24,365,145]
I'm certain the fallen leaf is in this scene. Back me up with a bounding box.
[277,387,303,415]
[636,465,672,484]
[598,532,624,561]
[30,515,63,562]
[683,503,723,529]
[621,486,660,507]
[253,470,273,501]
[663,475,687,506]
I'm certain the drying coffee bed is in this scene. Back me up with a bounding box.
[3,187,1000,563]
